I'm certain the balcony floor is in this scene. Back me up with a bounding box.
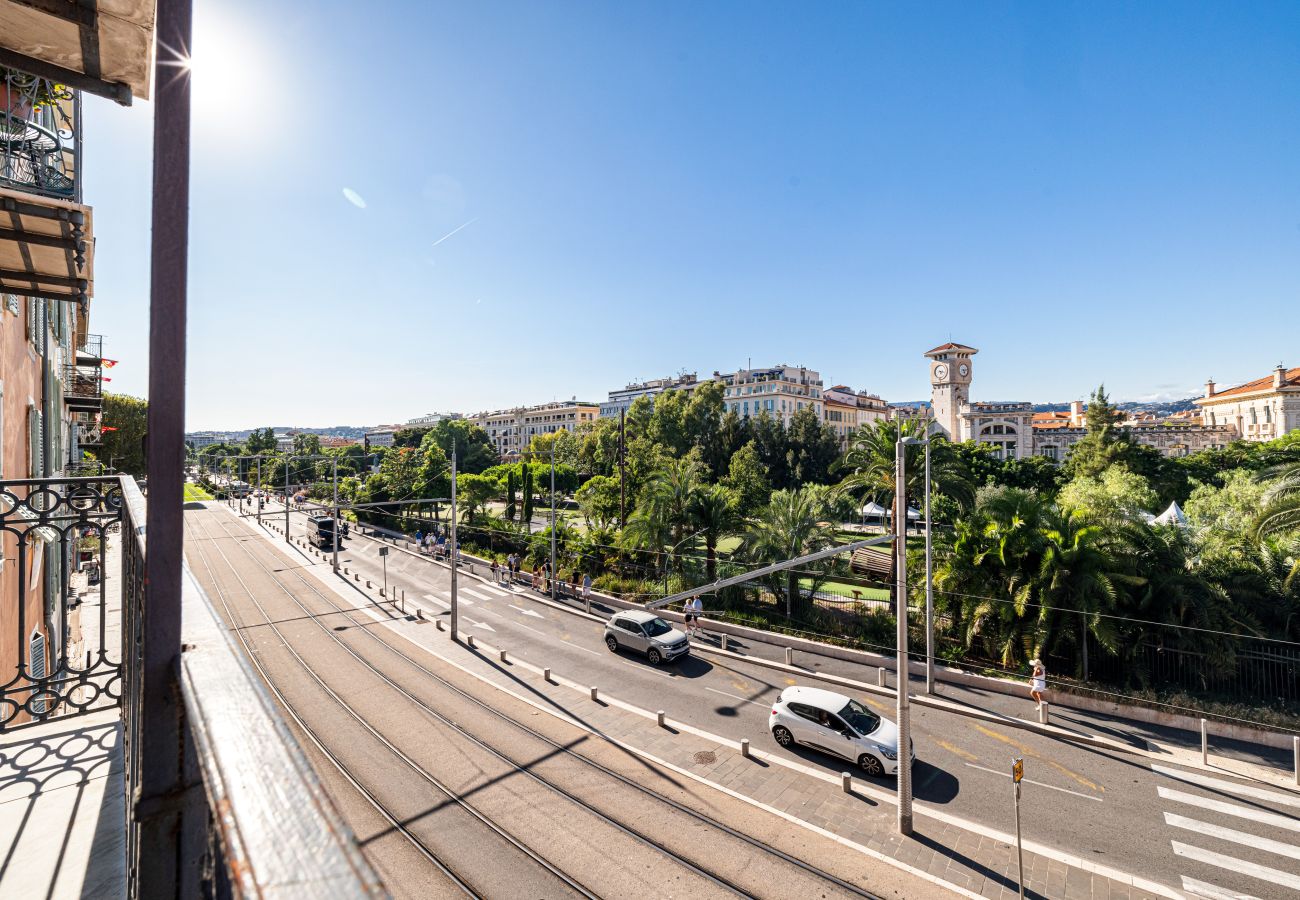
[0,708,125,899]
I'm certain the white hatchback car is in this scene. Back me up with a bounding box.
[769,685,910,777]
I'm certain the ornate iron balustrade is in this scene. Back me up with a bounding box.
[79,331,103,359]
[0,475,125,729]
[75,412,103,446]
[63,360,102,407]
[0,68,80,202]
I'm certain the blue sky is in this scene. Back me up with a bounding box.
[83,1,1300,429]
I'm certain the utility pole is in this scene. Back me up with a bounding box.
[450,449,458,640]
[924,439,934,695]
[618,407,626,527]
[331,456,340,572]
[550,451,557,601]
[894,436,913,836]
[256,456,262,527]
[283,456,290,541]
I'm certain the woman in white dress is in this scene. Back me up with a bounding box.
[1029,658,1047,707]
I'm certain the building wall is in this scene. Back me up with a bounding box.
[1198,394,1299,442]
[721,365,823,426]
[473,401,598,459]
[599,374,699,418]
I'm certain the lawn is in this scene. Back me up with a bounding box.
[183,483,213,502]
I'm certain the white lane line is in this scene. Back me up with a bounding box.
[461,588,493,602]
[1164,812,1300,862]
[468,620,496,632]
[508,605,544,618]
[1152,764,1300,809]
[564,642,603,658]
[1180,875,1260,900]
[512,622,548,637]
[1171,841,1300,891]
[1158,787,1300,833]
[705,687,769,708]
[963,763,1103,802]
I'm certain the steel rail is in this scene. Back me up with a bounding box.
[222,508,883,900]
[187,515,590,899]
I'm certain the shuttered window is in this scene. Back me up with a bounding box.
[29,630,47,714]
[29,404,43,477]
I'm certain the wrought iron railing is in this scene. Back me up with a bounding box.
[79,332,103,359]
[63,361,102,403]
[0,68,80,202]
[75,413,103,446]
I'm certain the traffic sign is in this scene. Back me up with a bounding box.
[1012,757,1024,783]
[378,547,389,557]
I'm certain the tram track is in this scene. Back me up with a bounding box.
[197,505,884,900]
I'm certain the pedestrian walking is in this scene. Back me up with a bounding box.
[581,572,592,608]
[685,595,703,637]
[531,566,541,591]
[415,529,424,546]
[1029,658,1047,707]
[490,559,500,582]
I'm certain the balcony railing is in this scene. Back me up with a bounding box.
[78,331,103,360]
[74,412,103,446]
[1,69,80,202]
[1,474,383,896]
[63,361,102,408]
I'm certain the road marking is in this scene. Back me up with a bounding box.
[461,588,493,602]
[972,723,1103,793]
[935,739,979,763]
[1164,812,1300,862]
[1180,875,1260,900]
[562,639,602,656]
[963,763,1102,801]
[1171,841,1300,891]
[1152,765,1300,810]
[478,583,509,596]
[706,687,769,708]
[513,622,548,637]
[420,594,449,609]
[784,677,798,686]
[508,605,544,619]
[468,620,495,632]
[1158,787,1300,833]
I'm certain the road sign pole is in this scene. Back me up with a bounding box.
[1012,757,1025,899]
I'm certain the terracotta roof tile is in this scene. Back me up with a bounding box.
[925,341,978,354]
[1201,366,1300,401]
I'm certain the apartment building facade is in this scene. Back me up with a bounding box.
[1195,365,1300,443]
[472,399,599,459]
[823,385,890,449]
[599,373,699,418]
[720,365,823,426]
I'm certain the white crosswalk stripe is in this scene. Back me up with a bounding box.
[1164,812,1300,862]
[1152,765,1300,810]
[461,588,493,602]
[1158,787,1300,833]
[1180,875,1260,900]
[1171,842,1300,891]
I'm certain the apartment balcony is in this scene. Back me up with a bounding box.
[78,331,103,361]
[1,70,80,202]
[75,412,103,446]
[63,361,102,410]
[0,475,380,897]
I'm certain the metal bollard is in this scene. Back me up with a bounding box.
[543,667,551,683]
[500,649,509,663]
[590,686,599,701]
[366,580,372,589]
[784,647,793,666]
[842,772,853,793]
[380,587,385,597]
[1038,702,1049,724]
[657,710,665,727]
[721,634,729,652]
[740,738,750,758]
[467,635,476,649]
[877,668,887,687]
[1201,718,1209,766]
[435,619,444,631]
[416,609,424,620]
[353,573,360,582]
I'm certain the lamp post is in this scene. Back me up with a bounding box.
[450,449,459,640]
[894,436,913,836]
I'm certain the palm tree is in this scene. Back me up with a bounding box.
[835,418,974,517]
[1254,461,1300,538]
[743,487,836,618]
[687,484,744,581]
[1034,509,1123,681]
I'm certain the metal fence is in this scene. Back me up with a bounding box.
[0,69,80,202]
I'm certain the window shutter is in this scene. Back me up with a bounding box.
[26,297,35,344]
[29,631,47,713]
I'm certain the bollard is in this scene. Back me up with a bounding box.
[543,667,551,683]
[657,710,665,728]
[1294,736,1299,787]
[353,573,360,582]
[740,738,750,758]
[366,580,372,589]
[499,649,509,663]
[416,609,424,620]
[877,668,887,687]
[590,686,599,702]
[380,588,385,597]
[344,566,350,574]
[842,772,853,793]
[1201,718,1209,766]
[435,619,444,631]
[721,634,729,652]
[1038,702,1049,725]
[467,635,476,649]
[784,647,793,666]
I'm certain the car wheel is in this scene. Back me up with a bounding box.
[605,636,618,653]
[772,726,794,747]
[647,647,662,665]
[858,753,885,777]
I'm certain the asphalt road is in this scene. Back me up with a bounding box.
[187,502,941,899]
[252,499,1300,900]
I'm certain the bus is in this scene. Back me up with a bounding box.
[306,515,343,551]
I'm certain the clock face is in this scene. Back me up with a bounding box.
[933,364,948,381]
[958,363,969,377]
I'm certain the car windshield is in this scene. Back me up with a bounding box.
[643,617,674,637]
[838,699,881,736]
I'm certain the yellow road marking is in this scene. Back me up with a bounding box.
[972,724,1103,792]
[784,677,798,686]
[936,739,979,763]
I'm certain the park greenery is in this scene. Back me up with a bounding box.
[194,385,1300,716]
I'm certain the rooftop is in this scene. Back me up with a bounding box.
[1197,366,1300,403]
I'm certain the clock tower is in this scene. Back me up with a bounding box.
[924,342,977,440]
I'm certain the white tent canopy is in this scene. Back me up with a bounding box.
[860,501,889,518]
[1152,502,1189,527]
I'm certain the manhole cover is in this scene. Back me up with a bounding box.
[693,750,717,765]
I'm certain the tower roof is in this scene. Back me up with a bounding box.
[924,342,978,358]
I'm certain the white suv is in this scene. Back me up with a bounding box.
[769,685,910,777]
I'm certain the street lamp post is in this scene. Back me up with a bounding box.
[331,456,340,573]
[895,436,913,837]
[450,450,459,640]
[256,456,262,527]
[924,439,934,695]
[550,453,557,601]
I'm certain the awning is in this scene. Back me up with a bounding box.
[860,501,889,518]
[0,0,156,104]
[0,185,94,303]
[1152,502,1188,527]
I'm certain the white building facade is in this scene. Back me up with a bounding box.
[720,365,823,426]
[1195,366,1300,442]
[599,374,699,419]
[471,399,599,459]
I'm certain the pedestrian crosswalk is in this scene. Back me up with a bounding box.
[1154,764,1300,899]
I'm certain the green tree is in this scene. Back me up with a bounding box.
[521,465,535,529]
[392,427,431,449]
[292,433,322,456]
[244,427,277,455]
[722,441,770,515]
[623,456,705,559]
[835,418,973,514]
[505,468,518,520]
[750,412,791,490]
[575,474,622,529]
[688,484,743,581]
[456,473,501,522]
[1057,466,1157,521]
[427,419,496,473]
[412,434,452,501]
[786,406,840,486]
[743,487,836,618]
[1255,459,1300,539]
[684,380,727,475]
[99,392,148,475]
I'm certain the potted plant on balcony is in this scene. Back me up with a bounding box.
[1,68,72,121]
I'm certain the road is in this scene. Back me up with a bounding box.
[252,497,1300,900]
[186,502,939,899]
